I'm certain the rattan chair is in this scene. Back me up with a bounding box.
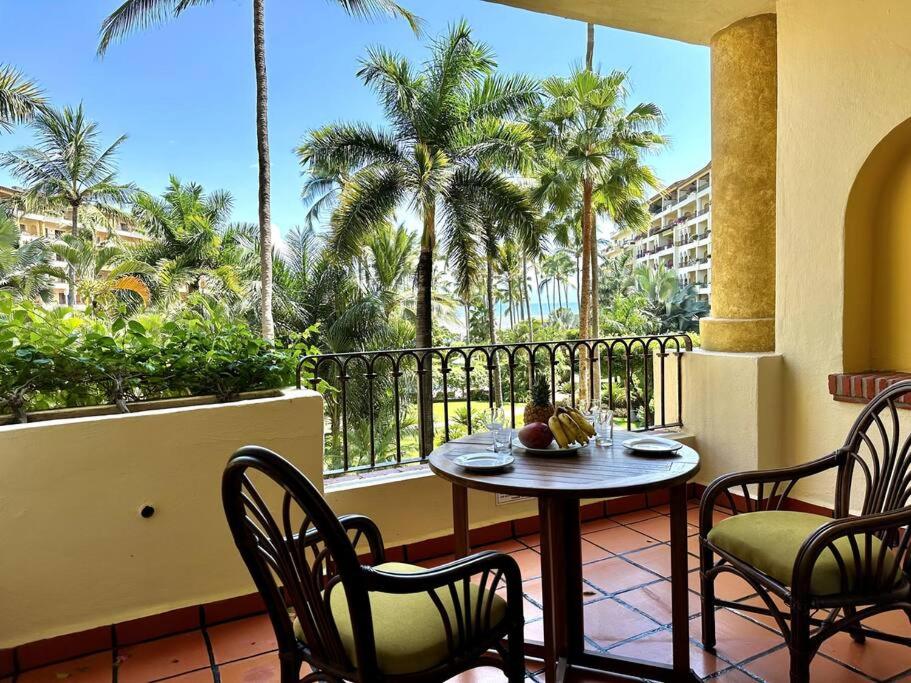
[222,446,526,682]
[699,380,911,682]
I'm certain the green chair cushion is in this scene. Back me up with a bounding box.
[294,561,508,675]
[707,511,902,596]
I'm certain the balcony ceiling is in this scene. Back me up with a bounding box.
[486,0,775,45]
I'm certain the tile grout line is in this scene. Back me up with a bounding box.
[18,499,898,683]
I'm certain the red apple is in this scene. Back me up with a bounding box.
[519,422,554,449]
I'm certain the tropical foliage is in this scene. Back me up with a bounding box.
[0,293,316,423]
[0,104,133,305]
[0,64,46,133]
[97,0,421,341]
[530,67,666,403]
[298,21,540,350]
[0,208,52,301]
[0,22,711,459]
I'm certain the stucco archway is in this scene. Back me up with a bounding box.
[843,117,911,373]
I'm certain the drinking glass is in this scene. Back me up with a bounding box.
[594,408,614,447]
[485,405,507,451]
[493,426,513,453]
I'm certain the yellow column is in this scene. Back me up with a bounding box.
[700,14,777,352]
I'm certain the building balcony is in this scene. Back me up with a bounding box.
[0,322,906,683]
[0,336,709,676]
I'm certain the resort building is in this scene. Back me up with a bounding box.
[620,163,712,302]
[0,185,146,307]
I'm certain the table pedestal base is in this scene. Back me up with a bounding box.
[524,642,700,682]
[534,487,696,681]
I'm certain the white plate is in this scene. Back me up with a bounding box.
[512,437,582,456]
[454,452,514,471]
[623,436,683,455]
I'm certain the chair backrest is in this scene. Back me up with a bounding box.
[838,379,911,519]
[222,446,373,677]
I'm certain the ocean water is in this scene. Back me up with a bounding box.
[493,301,579,317]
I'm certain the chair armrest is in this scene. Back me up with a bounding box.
[299,514,386,564]
[359,550,524,659]
[363,550,522,598]
[700,453,840,536]
[792,505,911,597]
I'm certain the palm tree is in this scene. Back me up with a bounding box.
[0,65,46,133]
[532,68,665,404]
[129,177,243,308]
[97,0,419,341]
[496,241,523,329]
[359,220,416,315]
[541,249,574,315]
[599,248,634,303]
[550,213,582,311]
[46,234,153,314]
[0,208,52,301]
[299,22,540,451]
[0,105,133,306]
[634,262,708,332]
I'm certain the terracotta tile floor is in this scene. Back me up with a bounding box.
[11,504,911,682]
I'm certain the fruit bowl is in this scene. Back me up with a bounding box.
[511,438,583,456]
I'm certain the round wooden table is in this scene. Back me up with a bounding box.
[428,431,701,683]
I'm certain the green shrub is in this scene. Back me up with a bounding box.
[0,294,319,423]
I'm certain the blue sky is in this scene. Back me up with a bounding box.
[0,0,709,235]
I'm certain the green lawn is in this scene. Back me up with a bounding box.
[431,400,527,424]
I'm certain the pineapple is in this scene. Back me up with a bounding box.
[524,373,555,425]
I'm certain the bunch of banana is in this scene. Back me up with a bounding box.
[547,406,597,448]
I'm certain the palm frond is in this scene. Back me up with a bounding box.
[0,64,47,132]
[298,122,404,174]
[111,274,151,304]
[97,0,215,56]
[330,166,406,259]
[331,0,423,35]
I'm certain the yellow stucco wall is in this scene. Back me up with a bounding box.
[776,0,911,505]
[0,392,630,648]
[682,350,783,485]
[327,473,539,546]
[0,391,326,648]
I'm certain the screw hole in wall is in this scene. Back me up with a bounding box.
[140,505,155,519]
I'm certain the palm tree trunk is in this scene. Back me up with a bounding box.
[578,178,594,408]
[585,22,600,403]
[522,255,533,335]
[545,277,552,316]
[575,255,581,311]
[253,0,275,341]
[415,205,436,455]
[67,203,78,306]
[533,263,544,325]
[586,23,595,70]
[463,301,470,344]
[522,255,533,390]
[590,209,602,405]
[507,278,514,328]
[486,258,503,407]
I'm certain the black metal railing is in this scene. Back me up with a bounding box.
[297,335,692,477]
